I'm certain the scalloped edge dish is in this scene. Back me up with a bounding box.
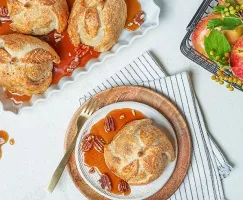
[0,0,160,114]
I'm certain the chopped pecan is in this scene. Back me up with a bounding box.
[118,180,130,193]
[75,44,90,57]
[89,167,95,174]
[0,16,11,25]
[133,11,145,26]
[104,116,116,132]
[99,174,112,191]
[81,134,94,152]
[119,114,125,119]
[94,135,106,153]
[127,22,133,27]
[69,57,80,69]
[0,7,8,17]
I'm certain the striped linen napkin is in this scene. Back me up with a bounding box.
[79,52,232,200]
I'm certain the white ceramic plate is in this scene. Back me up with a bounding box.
[0,0,160,114]
[75,101,178,200]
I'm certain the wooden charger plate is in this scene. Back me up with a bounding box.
[64,86,192,200]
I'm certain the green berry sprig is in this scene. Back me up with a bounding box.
[211,68,243,91]
[209,51,230,65]
[220,3,243,18]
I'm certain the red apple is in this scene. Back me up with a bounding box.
[192,14,243,57]
[192,14,221,56]
[230,37,243,79]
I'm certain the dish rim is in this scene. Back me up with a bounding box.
[0,0,161,115]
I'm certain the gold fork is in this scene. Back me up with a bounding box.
[47,98,97,193]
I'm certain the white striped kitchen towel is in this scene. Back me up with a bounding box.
[79,52,232,200]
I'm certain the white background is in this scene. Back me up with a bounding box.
[0,0,241,199]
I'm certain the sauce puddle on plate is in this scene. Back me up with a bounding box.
[0,0,143,103]
[83,108,146,195]
[125,0,142,31]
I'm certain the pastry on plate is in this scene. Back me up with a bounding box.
[0,34,60,96]
[104,119,175,185]
[7,0,69,35]
[68,0,127,52]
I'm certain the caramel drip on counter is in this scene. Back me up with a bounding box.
[9,138,15,145]
[83,108,146,195]
[0,130,9,159]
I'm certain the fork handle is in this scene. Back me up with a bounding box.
[47,118,87,193]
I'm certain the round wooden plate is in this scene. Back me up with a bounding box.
[64,86,191,200]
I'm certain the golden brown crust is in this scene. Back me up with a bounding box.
[68,0,127,52]
[7,0,69,35]
[0,49,12,63]
[84,7,99,38]
[104,119,175,185]
[0,34,60,96]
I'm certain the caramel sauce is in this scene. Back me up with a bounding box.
[0,130,9,159]
[0,0,142,103]
[9,138,15,145]
[44,30,100,84]
[125,0,142,31]
[84,108,146,195]
[5,90,31,104]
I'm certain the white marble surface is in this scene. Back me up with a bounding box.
[0,0,241,199]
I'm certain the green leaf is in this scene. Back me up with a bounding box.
[213,5,226,13]
[204,30,231,66]
[207,16,243,30]
[207,19,224,30]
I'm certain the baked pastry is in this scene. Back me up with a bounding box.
[7,0,69,35]
[104,119,175,185]
[0,34,60,96]
[68,0,127,52]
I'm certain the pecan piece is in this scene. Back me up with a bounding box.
[89,167,95,174]
[118,180,130,193]
[104,116,116,132]
[133,11,145,26]
[75,44,90,57]
[99,174,112,191]
[119,114,125,119]
[0,7,8,17]
[94,135,106,153]
[81,134,94,152]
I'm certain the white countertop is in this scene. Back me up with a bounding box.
[0,0,241,199]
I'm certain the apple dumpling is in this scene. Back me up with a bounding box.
[0,34,60,96]
[104,119,175,185]
[68,0,127,52]
[6,0,69,35]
